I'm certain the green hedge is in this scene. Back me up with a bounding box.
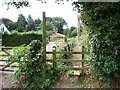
[2,32,42,46]
[79,2,120,82]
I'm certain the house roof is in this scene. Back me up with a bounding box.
[0,20,3,25]
[0,21,10,33]
[50,32,66,38]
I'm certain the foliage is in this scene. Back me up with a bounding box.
[35,18,41,25]
[70,29,77,37]
[67,70,74,77]
[52,17,67,34]
[57,43,74,66]
[39,17,67,33]
[63,27,77,38]
[2,31,42,46]
[16,14,27,32]
[25,15,36,31]
[79,2,120,82]
[5,40,61,88]
[35,18,42,30]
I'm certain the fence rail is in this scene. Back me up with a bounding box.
[0,47,15,72]
[0,46,91,75]
[46,46,91,75]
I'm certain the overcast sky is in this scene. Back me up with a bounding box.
[0,0,77,28]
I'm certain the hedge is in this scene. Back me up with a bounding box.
[79,2,120,82]
[2,32,42,46]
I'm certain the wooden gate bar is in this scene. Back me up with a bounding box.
[81,46,85,75]
[55,67,89,70]
[52,46,57,68]
[46,51,88,54]
[46,59,88,62]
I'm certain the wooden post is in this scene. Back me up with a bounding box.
[52,46,57,68]
[64,36,67,42]
[81,46,85,75]
[42,12,46,62]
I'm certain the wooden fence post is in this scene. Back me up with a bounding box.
[81,46,85,75]
[42,12,46,63]
[52,46,57,68]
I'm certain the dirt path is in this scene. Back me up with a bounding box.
[50,72,79,88]
[50,44,81,88]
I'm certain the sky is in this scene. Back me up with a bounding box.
[0,0,77,28]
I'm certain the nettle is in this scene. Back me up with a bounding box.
[78,2,120,82]
[6,40,61,88]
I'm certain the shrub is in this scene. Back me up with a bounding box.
[2,31,42,46]
[5,40,61,88]
[70,29,77,37]
[79,2,120,82]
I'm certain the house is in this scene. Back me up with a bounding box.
[49,32,66,42]
[0,21,10,34]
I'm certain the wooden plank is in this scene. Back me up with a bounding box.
[1,47,13,49]
[46,52,52,54]
[52,46,57,68]
[46,59,89,62]
[81,46,85,75]
[0,64,18,67]
[0,68,14,72]
[55,67,89,70]
[0,55,10,56]
[46,51,89,54]
[0,59,7,61]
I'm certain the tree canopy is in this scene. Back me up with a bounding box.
[16,14,27,32]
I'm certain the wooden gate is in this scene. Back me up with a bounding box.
[0,47,17,72]
[0,12,91,74]
[46,46,91,75]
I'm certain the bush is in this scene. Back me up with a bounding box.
[2,31,42,46]
[5,40,61,88]
[70,29,77,37]
[80,2,120,82]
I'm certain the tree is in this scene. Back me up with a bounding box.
[70,26,76,31]
[1,18,16,31]
[46,21,54,31]
[35,18,41,25]
[46,17,54,31]
[25,15,36,31]
[35,18,42,30]
[16,14,27,32]
[52,17,67,34]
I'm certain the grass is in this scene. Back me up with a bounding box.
[67,73,111,88]
[55,38,63,42]
[68,37,78,44]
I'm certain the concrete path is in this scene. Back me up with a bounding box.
[46,42,56,52]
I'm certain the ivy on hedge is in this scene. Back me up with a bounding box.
[79,2,120,82]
